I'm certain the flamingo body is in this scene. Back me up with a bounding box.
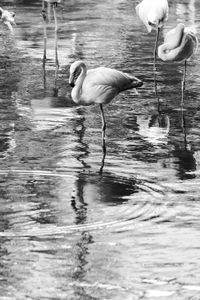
[0,7,15,32]
[69,61,143,143]
[158,23,198,62]
[136,0,169,33]
[158,23,198,105]
[69,61,143,106]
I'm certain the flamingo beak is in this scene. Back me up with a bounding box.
[135,78,143,88]
[133,79,143,95]
[69,82,75,88]
[69,72,76,87]
[69,76,75,87]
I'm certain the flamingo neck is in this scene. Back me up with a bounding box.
[72,63,87,103]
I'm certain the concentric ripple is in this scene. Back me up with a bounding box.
[0,169,170,237]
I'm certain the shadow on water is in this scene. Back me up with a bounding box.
[72,172,139,206]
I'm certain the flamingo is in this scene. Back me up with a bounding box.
[0,7,15,32]
[69,60,143,143]
[158,23,198,104]
[136,0,169,70]
[43,0,61,67]
[42,0,47,64]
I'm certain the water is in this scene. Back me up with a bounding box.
[0,0,200,299]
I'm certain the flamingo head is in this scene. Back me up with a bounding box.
[148,10,167,30]
[69,60,85,88]
[147,11,159,29]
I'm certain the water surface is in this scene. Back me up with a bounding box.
[0,0,200,299]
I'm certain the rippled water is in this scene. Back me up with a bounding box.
[0,0,200,299]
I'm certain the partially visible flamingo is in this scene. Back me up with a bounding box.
[136,0,169,70]
[0,7,15,32]
[69,60,143,143]
[43,0,61,67]
[42,0,47,64]
[158,23,198,104]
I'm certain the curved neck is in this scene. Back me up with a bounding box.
[166,24,184,50]
[72,63,87,103]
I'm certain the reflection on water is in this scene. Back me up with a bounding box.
[0,0,200,299]
[136,113,170,146]
[172,109,196,179]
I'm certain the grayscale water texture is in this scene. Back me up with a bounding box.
[0,0,200,299]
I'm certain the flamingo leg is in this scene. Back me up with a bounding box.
[100,104,106,140]
[47,1,51,23]
[181,106,187,150]
[42,0,47,65]
[154,27,160,71]
[99,104,107,174]
[181,60,187,106]
[52,3,59,68]
[153,70,161,113]
[99,139,106,175]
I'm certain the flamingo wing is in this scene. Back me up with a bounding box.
[81,67,137,105]
[87,67,136,90]
[158,24,197,62]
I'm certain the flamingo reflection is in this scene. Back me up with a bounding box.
[71,182,93,286]
[172,108,196,179]
[70,170,137,297]
[137,113,170,146]
[73,107,107,174]
[0,123,16,159]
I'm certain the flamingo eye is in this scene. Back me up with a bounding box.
[159,16,165,23]
[148,21,155,27]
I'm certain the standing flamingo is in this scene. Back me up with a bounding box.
[0,7,15,32]
[43,0,61,67]
[69,60,143,144]
[158,23,198,104]
[136,0,169,70]
[42,0,47,65]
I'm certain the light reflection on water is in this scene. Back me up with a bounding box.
[0,0,200,299]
